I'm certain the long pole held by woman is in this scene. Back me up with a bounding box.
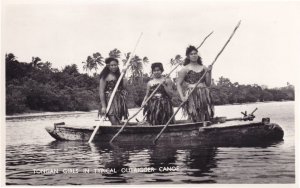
[88,33,143,143]
[109,31,214,143]
[153,21,241,144]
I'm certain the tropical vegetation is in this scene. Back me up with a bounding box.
[5,51,294,115]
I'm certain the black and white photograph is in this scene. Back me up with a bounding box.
[1,0,299,186]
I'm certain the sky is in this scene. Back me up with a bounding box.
[2,0,300,88]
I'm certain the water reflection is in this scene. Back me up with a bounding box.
[6,102,295,184]
[69,140,282,176]
[149,146,177,167]
[6,137,285,185]
[183,147,218,182]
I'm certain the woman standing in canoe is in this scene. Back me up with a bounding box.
[98,57,129,125]
[177,45,214,123]
[142,62,175,125]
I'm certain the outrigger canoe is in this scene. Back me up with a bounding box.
[45,117,284,145]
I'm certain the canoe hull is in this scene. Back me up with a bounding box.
[45,120,284,146]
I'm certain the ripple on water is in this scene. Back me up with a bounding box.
[6,102,295,184]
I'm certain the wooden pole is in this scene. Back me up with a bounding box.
[153,21,241,144]
[197,31,213,49]
[250,108,258,115]
[109,31,214,143]
[88,33,143,143]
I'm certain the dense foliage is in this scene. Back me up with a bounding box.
[5,53,294,115]
[210,77,294,105]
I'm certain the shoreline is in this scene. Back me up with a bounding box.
[5,100,293,120]
[5,111,98,120]
[5,108,141,120]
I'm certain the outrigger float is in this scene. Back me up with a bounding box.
[45,112,284,146]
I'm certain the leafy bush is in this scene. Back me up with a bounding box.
[5,53,295,114]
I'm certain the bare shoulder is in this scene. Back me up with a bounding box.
[178,67,189,76]
[99,77,106,83]
[165,77,173,84]
[106,73,114,81]
[202,65,208,70]
[147,79,153,86]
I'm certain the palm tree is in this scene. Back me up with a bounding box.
[5,53,17,63]
[170,54,183,66]
[142,56,149,64]
[121,52,149,83]
[131,55,143,78]
[140,56,149,82]
[82,56,92,72]
[82,52,104,74]
[63,64,79,75]
[93,52,104,66]
[31,57,43,69]
[109,49,121,59]
[170,54,183,78]
[130,55,149,83]
[122,52,131,66]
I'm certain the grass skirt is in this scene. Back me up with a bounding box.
[100,90,129,120]
[182,87,214,122]
[143,96,175,125]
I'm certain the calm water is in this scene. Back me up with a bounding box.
[6,101,295,185]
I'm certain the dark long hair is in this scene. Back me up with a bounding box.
[184,45,203,66]
[151,62,164,73]
[99,57,123,87]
